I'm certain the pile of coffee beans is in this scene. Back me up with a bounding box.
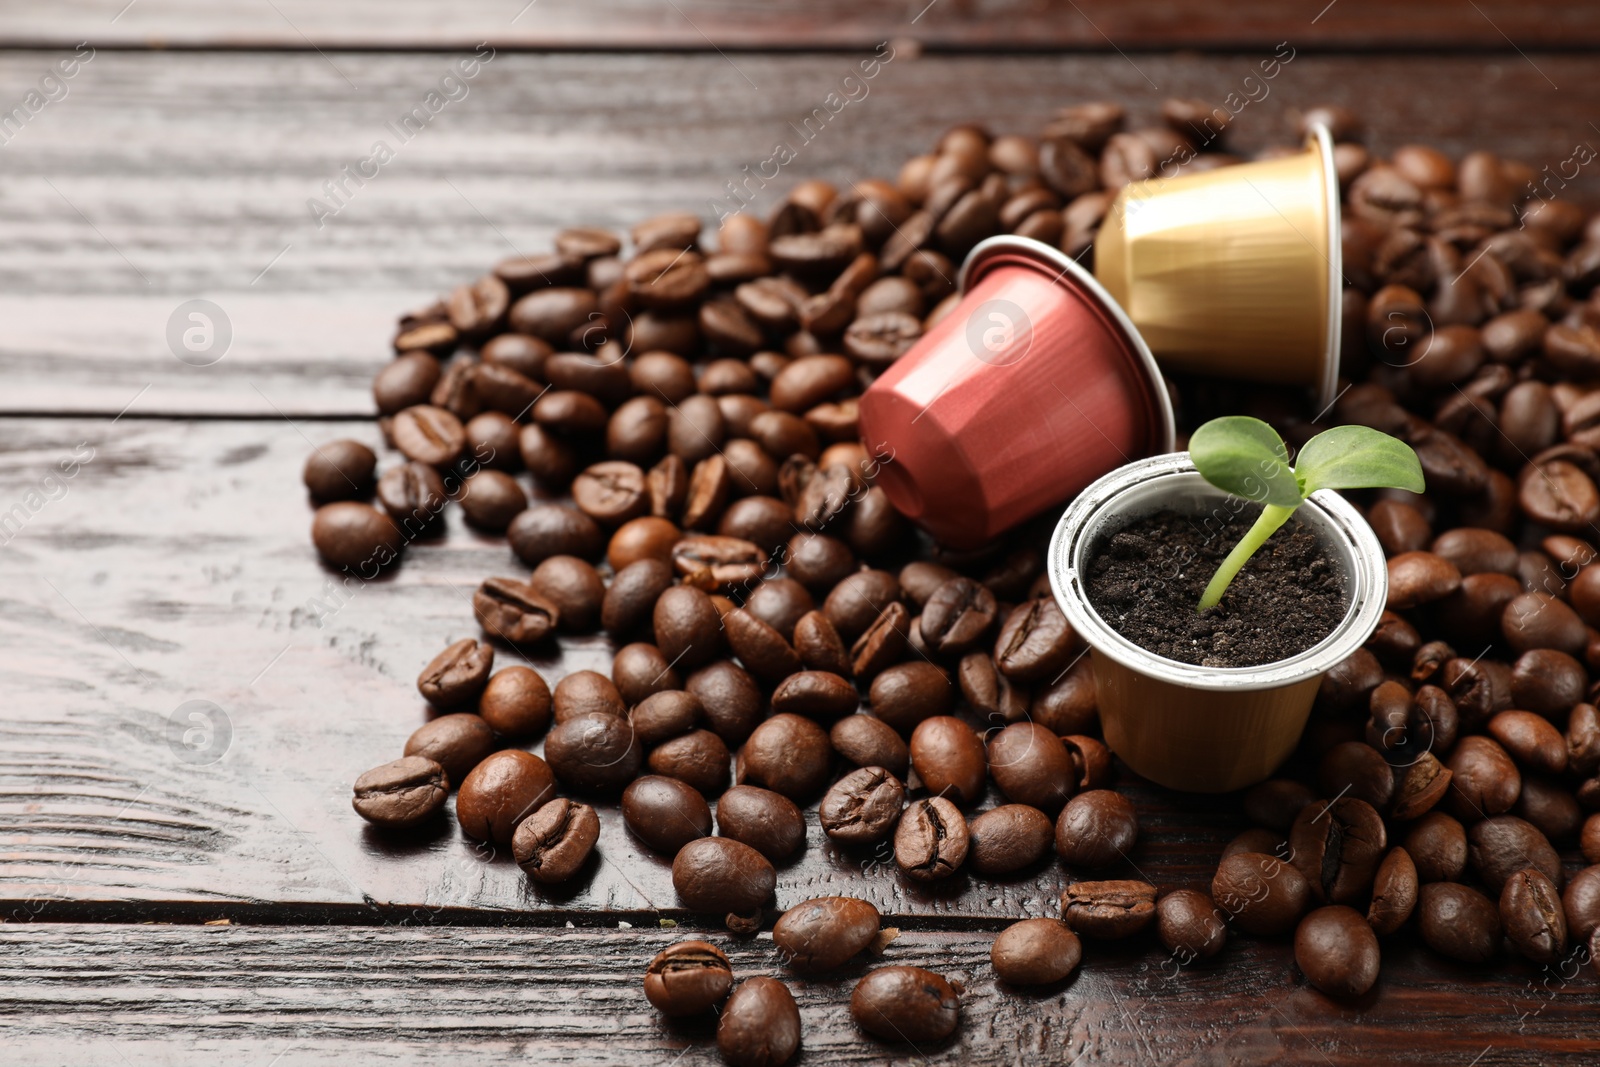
[319,97,1600,1058]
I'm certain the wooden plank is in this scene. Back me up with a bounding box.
[0,415,1252,919]
[0,924,1595,1066]
[1,50,1598,417]
[6,0,1600,52]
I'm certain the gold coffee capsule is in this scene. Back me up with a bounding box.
[1095,124,1342,408]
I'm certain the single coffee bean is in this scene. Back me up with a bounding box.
[544,711,641,794]
[1367,847,1419,935]
[1212,852,1310,936]
[374,352,442,415]
[1386,551,1462,609]
[1317,741,1395,811]
[909,716,987,806]
[958,651,1030,723]
[829,714,910,778]
[311,501,403,570]
[1403,812,1469,883]
[787,533,857,593]
[472,576,560,646]
[1156,889,1227,960]
[1487,710,1569,776]
[1509,649,1586,718]
[685,661,764,747]
[1029,659,1098,735]
[1570,704,1600,777]
[528,555,604,634]
[392,404,466,466]
[1319,648,1385,713]
[1584,813,1600,864]
[894,796,970,881]
[869,661,954,734]
[1061,879,1157,939]
[508,503,604,566]
[1289,797,1387,904]
[1055,789,1138,869]
[824,569,903,642]
[850,966,961,1043]
[602,560,676,638]
[819,766,906,844]
[1418,882,1501,962]
[771,671,858,721]
[994,596,1077,683]
[647,728,731,795]
[628,689,701,747]
[606,515,680,570]
[743,578,814,640]
[622,774,713,854]
[552,670,625,722]
[456,749,556,845]
[458,469,527,532]
[1295,906,1381,999]
[738,713,833,800]
[1517,776,1583,843]
[643,940,733,1016]
[1431,527,1518,576]
[1468,815,1562,893]
[1368,499,1431,555]
[477,666,551,739]
[671,836,776,914]
[723,608,803,684]
[849,602,910,680]
[794,609,853,676]
[991,918,1082,985]
[417,638,494,709]
[1563,865,1600,941]
[974,722,1068,814]
[968,804,1055,876]
[1501,867,1569,964]
[717,977,801,1067]
[403,713,495,785]
[919,577,998,656]
[612,643,680,709]
[1502,591,1586,656]
[773,896,882,973]
[352,756,448,829]
[715,784,806,862]
[654,585,726,670]
[512,797,600,884]
[377,461,448,532]
[1447,735,1521,821]
[303,439,376,502]
[572,461,648,526]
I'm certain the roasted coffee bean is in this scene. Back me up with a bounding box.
[684,661,764,747]
[715,784,806,862]
[1391,753,1453,821]
[671,836,776,914]
[641,724,729,793]
[606,516,680,571]
[1517,776,1583,843]
[819,766,906,844]
[1386,551,1462,609]
[741,578,813,642]
[898,561,960,607]
[403,713,496,786]
[968,804,1055,876]
[529,555,604,633]
[824,570,903,642]
[672,534,766,589]
[1570,704,1600,777]
[303,439,376,502]
[991,918,1082,986]
[849,602,909,680]
[1290,797,1387,904]
[987,722,1074,812]
[311,501,403,570]
[894,796,969,880]
[1318,649,1384,713]
[1502,591,1585,655]
[377,461,449,532]
[518,424,579,488]
[628,688,700,746]
[1487,710,1569,775]
[473,577,560,645]
[1404,812,1469,883]
[919,578,998,656]
[1366,611,1422,667]
[392,405,466,466]
[552,670,626,723]
[829,714,910,778]
[602,559,675,638]
[909,716,986,806]
[1564,866,1600,941]
[1509,649,1587,717]
[1295,906,1381,999]
[723,608,803,684]
[794,609,853,676]
[1243,779,1317,831]
[773,896,881,973]
[1061,879,1157,939]
[1318,741,1395,811]
[787,533,857,593]
[1367,847,1419,935]
[994,597,1076,683]
[1447,735,1521,820]
[717,977,801,1067]
[1418,882,1501,962]
[1468,815,1561,893]
[1054,789,1138,869]
[478,666,552,739]
[571,461,648,526]
[1224,829,1287,860]
[1212,852,1311,936]
[643,940,733,1016]
[513,798,599,884]
[612,642,680,710]
[1501,867,1569,964]
[374,352,442,415]
[654,585,725,670]
[850,966,961,1043]
[463,412,521,471]
[1156,889,1227,960]
[738,713,832,800]
[1519,460,1600,532]
[417,638,494,709]
[1368,499,1431,556]
[456,749,556,845]
[958,651,1031,724]
[1062,735,1114,792]
[869,662,954,734]
[1029,659,1098,735]
[622,774,713,854]
[771,671,859,720]
[508,503,604,566]
[544,711,640,794]
[1585,814,1600,864]
[352,756,449,829]
[1431,528,1517,576]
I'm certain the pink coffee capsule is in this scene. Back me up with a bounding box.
[858,235,1175,549]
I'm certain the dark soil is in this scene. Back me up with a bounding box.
[1084,506,1349,669]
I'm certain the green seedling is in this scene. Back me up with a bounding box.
[1189,416,1424,612]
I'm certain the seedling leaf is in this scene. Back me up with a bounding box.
[1188,416,1302,508]
[1295,424,1426,497]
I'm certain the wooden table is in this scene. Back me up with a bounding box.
[2,4,1598,1063]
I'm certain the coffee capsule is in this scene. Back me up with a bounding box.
[1094,125,1342,407]
[857,235,1174,550]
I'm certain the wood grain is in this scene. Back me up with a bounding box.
[1,51,1597,418]
[6,0,1600,52]
[1,924,1595,1065]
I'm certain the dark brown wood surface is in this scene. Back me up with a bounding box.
[8,1,1600,51]
[3,20,1600,1067]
